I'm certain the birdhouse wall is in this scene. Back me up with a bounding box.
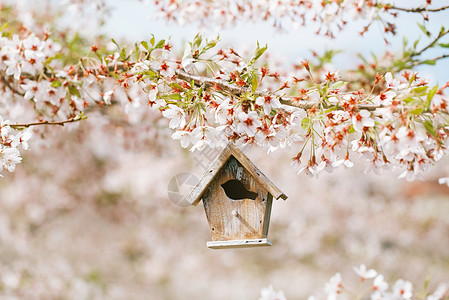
[202,155,273,241]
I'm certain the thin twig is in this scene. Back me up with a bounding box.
[412,28,449,58]
[1,76,25,96]
[10,116,84,128]
[387,4,449,13]
[411,54,449,67]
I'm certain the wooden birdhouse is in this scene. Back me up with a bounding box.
[186,143,287,249]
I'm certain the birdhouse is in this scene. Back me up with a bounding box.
[186,143,287,249]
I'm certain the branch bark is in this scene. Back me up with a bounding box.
[174,69,384,111]
[386,4,449,13]
[10,116,84,129]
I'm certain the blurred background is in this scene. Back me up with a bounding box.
[1,0,449,299]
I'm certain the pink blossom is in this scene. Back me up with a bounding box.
[352,110,374,132]
[162,104,186,129]
[324,273,343,300]
[237,111,262,137]
[256,95,281,115]
[392,280,413,300]
[259,285,286,300]
[353,264,377,281]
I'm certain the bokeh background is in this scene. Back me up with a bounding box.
[1,1,449,299]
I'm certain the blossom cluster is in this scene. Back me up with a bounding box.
[0,17,150,175]
[111,33,449,181]
[260,265,449,300]
[0,1,448,183]
[0,117,31,175]
[0,31,73,174]
[150,0,379,36]
[148,0,449,37]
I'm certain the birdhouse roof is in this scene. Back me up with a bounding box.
[186,143,288,206]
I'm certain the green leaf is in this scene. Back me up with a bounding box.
[417,22,431,37]
[111,38,119,49]
[51,80,62,87]
[423,119,436,137]
[413,38,420,50]
[251,74,258,94]
[426,85,438,108]
[155,39,165,49]
[349,126,355,134]
[413,86,427,96]
[403,97,419,105]
[120,47,127,60]
[142,69,158,77]
[203,36,219,51]
[408,107,423,115]
[249,42,267,65]
[140,41,149,50]
[421,59,436,65]
[438,43,449,48]
[149,34,155,47]
[169,82,186,92]
[0,23,9,32]
[193,34,202,48]
[68,85,81,98]
[301,117,310,129]
[165,93,182,100]
[330,81,347,89]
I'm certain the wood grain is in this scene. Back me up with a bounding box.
[207,238,272,249]
[203,156,271,241]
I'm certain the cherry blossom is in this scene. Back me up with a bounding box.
[259,285,286,300]
[237,111,262,137]
[353,264,377,281]
[324,272,343,300]
[392,279,413,300]
[352,110,375,132]
[162,104,186,129]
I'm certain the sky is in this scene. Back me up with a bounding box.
[102,0,449,85]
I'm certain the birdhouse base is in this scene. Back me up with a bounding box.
[207,238,272,249]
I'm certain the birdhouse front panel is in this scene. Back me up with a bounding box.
[202,155,273,242]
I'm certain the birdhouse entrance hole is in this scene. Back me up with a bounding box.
[221,179,258,200]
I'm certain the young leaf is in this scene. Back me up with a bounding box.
[120,47,127,60]
[68,85,81,98]
[249,42,267,65]
[421,59,436,65]
[331,81,347,89]
[203,36,219,51]
[417,23,431,37]
[155,39,165,49]
[251,74,258,94]
[301,117,310,129]
[111,38,120,50]
[51,80,62,87]
[426,85,438,109]
[140,41,149,50]
[422,119,436,137]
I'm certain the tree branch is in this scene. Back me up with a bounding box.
[1,76,25,96]
[386,4,449,13]
[10,115,85,129]
[412,28,449,58]
[411,54,449,67]
[174,69,384,111]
